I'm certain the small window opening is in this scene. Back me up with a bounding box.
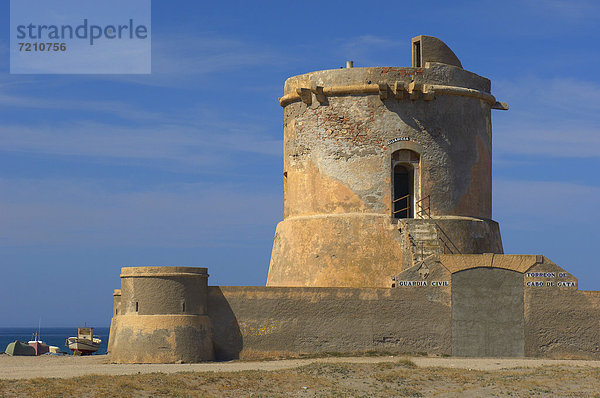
[115,309,118,315]
[413,41,421,68]
[182,301,186,313]
[135,301,139,312]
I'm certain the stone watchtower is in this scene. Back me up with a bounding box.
[108,266,214,363]
[267,35,508,288]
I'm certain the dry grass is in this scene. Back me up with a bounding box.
[1,359,599,397]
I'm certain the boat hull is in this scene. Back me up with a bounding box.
[67,337,100,355]
[28,341,49,356]
[4,341,36,356]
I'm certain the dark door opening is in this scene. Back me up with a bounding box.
[413,41,421,67]
[393,165,413,218]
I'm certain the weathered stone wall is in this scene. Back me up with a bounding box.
[267,214,405,288]
[432,217,503,254]
[211,258,600,360]
[525,290,600,359]
[208,286,451,360]
[109,314,213,363]
[119,266,209,316]
[281,63,493,220]
[524,258,600,359]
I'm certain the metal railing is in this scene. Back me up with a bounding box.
[392,194,410,218]
[437,224,461,254]
[415,195,430,219]
[394,195,431,220]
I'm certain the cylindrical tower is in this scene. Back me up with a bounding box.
[109,266,214,363]
[267,35,505,288]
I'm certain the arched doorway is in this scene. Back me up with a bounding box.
[392,149,420,219]
[393,164,413,218]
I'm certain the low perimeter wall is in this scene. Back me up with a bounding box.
[207,256,600,360]
[526,289,600,358]
[109,256,600,362]
[208,286,451,360]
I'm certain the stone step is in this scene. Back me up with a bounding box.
[413,246,439,252]
[411,239,439,245]
[410,222,436,227]
[415,247,441,253]
[411,235,437,241]
[415,250,441,256]
[411,227,437,233]
[410,232,438,239]
[416,247,441,253]
[411,228,436,233]
[408,222,442,264]
[410,224,437,230]
[414,246,441,253]
[413,239,438,244]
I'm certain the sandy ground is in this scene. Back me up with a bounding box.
[1,354,600,380]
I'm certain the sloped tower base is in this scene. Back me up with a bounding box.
[267,215,502,287]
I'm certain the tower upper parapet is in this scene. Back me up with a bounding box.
[279,36,507,110]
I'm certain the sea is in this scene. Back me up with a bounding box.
[0,327,110,355]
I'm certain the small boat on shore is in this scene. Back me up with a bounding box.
[28,331,50,356]
[66,327,101,355]
[5,340,36,356]
[48,345,64,354]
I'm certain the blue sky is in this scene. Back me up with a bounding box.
[1,0,599,327]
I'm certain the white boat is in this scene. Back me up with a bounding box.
[66,327,101,355]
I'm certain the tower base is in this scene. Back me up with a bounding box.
[109,314,214,363]
[267,214,502,288]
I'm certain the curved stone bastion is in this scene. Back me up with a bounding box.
[108,266,214,363]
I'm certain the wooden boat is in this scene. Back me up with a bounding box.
[28,331,49,356]
[28,341,50,356]
[66,327,101,355]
